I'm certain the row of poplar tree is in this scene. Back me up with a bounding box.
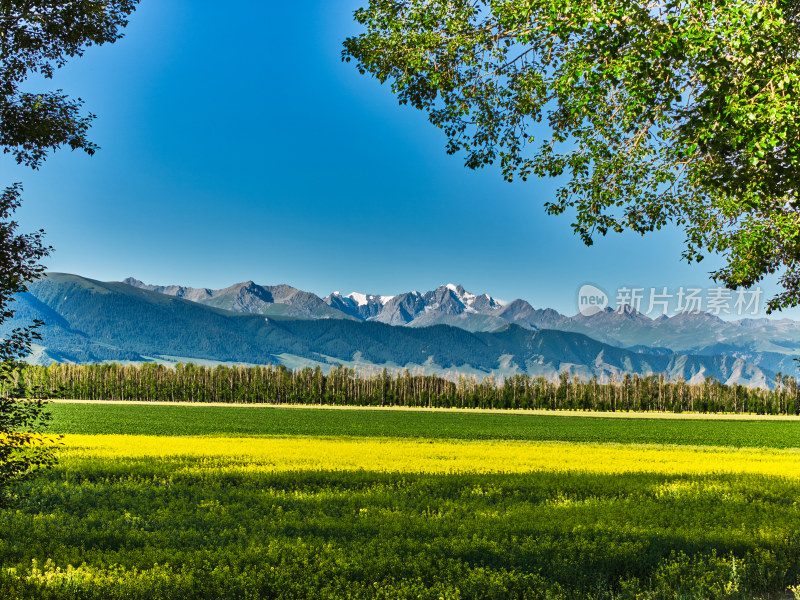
[5,362,800,415]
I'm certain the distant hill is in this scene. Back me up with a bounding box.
[129,276,800,379]
[124,277,354,320]
[0,273,779,388]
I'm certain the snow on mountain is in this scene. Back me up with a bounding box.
[347,292,368,307]
[437,284,503,314]
[344,292,395,306]
[319,284,507,324]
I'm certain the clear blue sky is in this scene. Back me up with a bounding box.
[3,0,793,318]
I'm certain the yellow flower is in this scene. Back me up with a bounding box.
[60,434,800,478]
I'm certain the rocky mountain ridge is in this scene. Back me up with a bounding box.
[125,276,800,380]
[0,273,780,388]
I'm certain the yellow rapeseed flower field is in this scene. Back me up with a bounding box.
[61,434,800,478]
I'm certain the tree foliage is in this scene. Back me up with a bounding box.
[15,361,800,415]
[343,0,800,311]
[0,0,137,497]
[0,182,53,503]
[1,0,137,168]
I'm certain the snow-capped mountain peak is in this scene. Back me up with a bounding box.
[347,292,369,307]
[345,292,395,307]
[322,283,507,325]
[437,283,503,313]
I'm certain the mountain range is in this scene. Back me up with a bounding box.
[126,276,800,381]
[4,272,799,388]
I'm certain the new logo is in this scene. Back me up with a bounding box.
[577,284,608,316]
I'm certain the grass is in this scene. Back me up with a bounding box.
[3,402,800,599]
[3,435,800,599]
[46,401,800,448]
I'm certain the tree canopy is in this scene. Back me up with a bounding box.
[1,0,137,168]
[0,0,137,500]
[343,0,800,311]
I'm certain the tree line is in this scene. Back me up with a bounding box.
[5,362,800,415]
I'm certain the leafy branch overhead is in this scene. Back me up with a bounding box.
[0,0,137,168]
[0,1,137,498]
[343,0,800,311]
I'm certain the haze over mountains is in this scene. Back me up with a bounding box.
[6,273,800,388]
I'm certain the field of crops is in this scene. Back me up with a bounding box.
[45,402,800,447]
[2,403,800,599]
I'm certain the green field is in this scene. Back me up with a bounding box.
[45,402,800,448]
[1,403,800,599]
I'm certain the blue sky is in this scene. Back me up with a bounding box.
[3,0,792,318]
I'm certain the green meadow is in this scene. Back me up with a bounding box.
[46,401,800,447]
[1,403,799,600]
